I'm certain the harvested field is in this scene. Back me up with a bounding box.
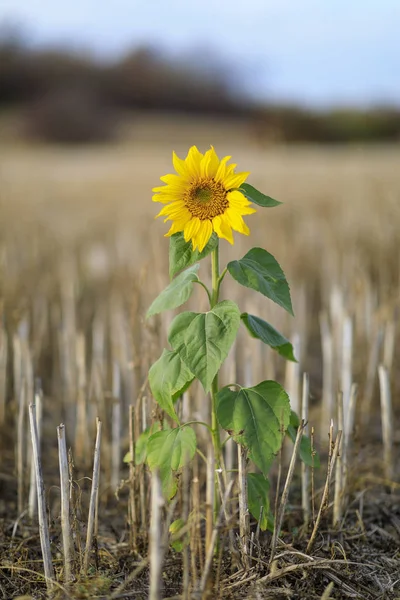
[0,116,400,599]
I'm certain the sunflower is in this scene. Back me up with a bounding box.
[153,146,256,252]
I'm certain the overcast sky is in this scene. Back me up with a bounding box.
[1,0,399,107]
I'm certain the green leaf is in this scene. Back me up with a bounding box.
[241,313,297,362]
[169,518,188,552]
[247,473,273,531]
[239,183,282,208]
[227,248,293,316]
[123,421,164,465]
[147,264,200,318]
[149,349,194,423]
[134,428,153,465]
[290,410,300,428]
[287,423,320,468]
[147,427,197,499]
[216,381,291,476]
[168,300,241,392]
[169,232,218,279]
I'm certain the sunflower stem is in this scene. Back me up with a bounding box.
[210,244,220,309]
[194,279,212,304]
[210,245,222,527]
[218,267,228,289]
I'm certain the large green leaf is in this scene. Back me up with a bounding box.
[149,349,194,423]
[147,427,197,499]
[169,232,218,279]
[239,183,282,208]
[147,264,200,318]
[241,313,297,362]
[247,473,273,531]
[227,248,293,316]
[123,421,165,465]
[168,300,241,392]
[216,381,291,476]
[288,412,320,468]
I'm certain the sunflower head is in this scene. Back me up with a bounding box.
[152,146,256,252]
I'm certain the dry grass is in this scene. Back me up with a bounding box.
[2,124,399,286]
[0,115,400,599]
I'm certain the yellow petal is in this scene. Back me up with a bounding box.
[160,173,186,186]
[193,220,213,252]
[165,222,184,237]
[200,152,212,178]
[183,217,201,242]
[227,192,256,215]
[226,190,251,206]
[163,210,192,224]
[153,188,184,203]
[203,146,220,178]
[223,171,250,190]
[212,215,234,244]
[172,151,189,177]
[153,185,183,194]
[225,162,237,176]
[214,155,232,183]
[226,208,250,235]
[176,212,192,227]
[153,194,170,204]
[185,146,203,178]
[156,200,187,219]
[238,205,256,216]
[156,185,186,195]
[164,212,192,235]
[153,182,185,192]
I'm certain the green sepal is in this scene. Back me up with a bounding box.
[241,313,297,362]
[168,300,241,393]
[227,248,294,316]
[169,232,218,279]
[216,380,291,476]
[239,183,282,208]
[149,349,194,423]
[147,426,197,499]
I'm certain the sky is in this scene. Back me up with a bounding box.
[1,0,400,107]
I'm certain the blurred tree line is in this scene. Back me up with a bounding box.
[251,105,400,144]
[1,28,399,144]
